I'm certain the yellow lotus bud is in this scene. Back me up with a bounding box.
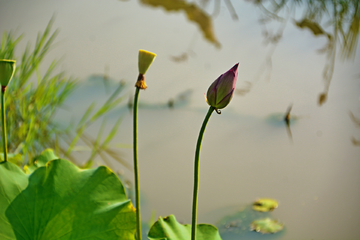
[0,59,16,90]
[138,49,156,75]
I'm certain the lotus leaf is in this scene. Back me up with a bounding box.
[148,215,222,240]
[1,159,136,239]
[250,218,283,234]
[24,148,58,174]
[0,160,28,238]
[252,198,278,212]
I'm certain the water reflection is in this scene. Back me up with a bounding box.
[2,1,356,238]
[170,50,196,63]
[294,18,332,39]
[266,104,299,142]
[139,0,221,48]
[349,111,360,146]
[283,104,293,142]
[201,0,238,20]
[127,89,192,110]
[249,0,360,105]
[235,81,252,96]
[140,0,359,105]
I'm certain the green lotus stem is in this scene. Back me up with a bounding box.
[133,86,142,240]
[191,106,215,240]
[1,88,8,162]
[133,49,155,240]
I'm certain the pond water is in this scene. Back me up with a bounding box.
[1,0,360,239]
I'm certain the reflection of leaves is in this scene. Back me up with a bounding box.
[318,92,328,106]
[139,0,220,48]
[349,111,360,127]
[235,81,252,96]
[169,50,196,63]
[351,137,360,146]
[349,111,360,147]
[170,52,189,62]
[340,4,360,60]
[294,18,332,39]
[251,0,360,106]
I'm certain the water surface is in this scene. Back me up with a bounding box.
[1,0,359,239]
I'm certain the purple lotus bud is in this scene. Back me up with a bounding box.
[206,63,239,110]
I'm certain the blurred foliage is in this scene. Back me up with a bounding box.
[0,18,129,169]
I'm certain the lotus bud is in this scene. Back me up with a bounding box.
[206,63,239,111]
[0,59,16,91]
[136,50,156,90]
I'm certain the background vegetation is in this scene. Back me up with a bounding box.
[0,18,129,170]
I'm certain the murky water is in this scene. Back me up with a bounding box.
[1,0,360,239]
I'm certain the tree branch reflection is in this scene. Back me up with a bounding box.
[139,0,221,48]
[349,111,360,146]
[248,0,359,105]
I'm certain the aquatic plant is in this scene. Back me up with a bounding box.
[205,63,239,112]
[1,16,248,239]
[191,63,238,240]
[0,59,16,163]
[0,149,137,239]
[0,53,136,240]
[133,49,156,240]
[147,63,238,240]
[0,18,128,168]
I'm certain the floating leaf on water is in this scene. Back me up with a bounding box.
[251,218,283,234]
[253,198,278,212]
[215,204,270,236]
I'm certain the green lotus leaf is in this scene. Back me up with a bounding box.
[33,148,58,166]
[148,215,222,240]
[1,159,136,240]
[0,160,28,239]
[250,218,283,234]
[24,148,58,174]
[252,198,278,212]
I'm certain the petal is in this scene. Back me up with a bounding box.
[215,88,234,109]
